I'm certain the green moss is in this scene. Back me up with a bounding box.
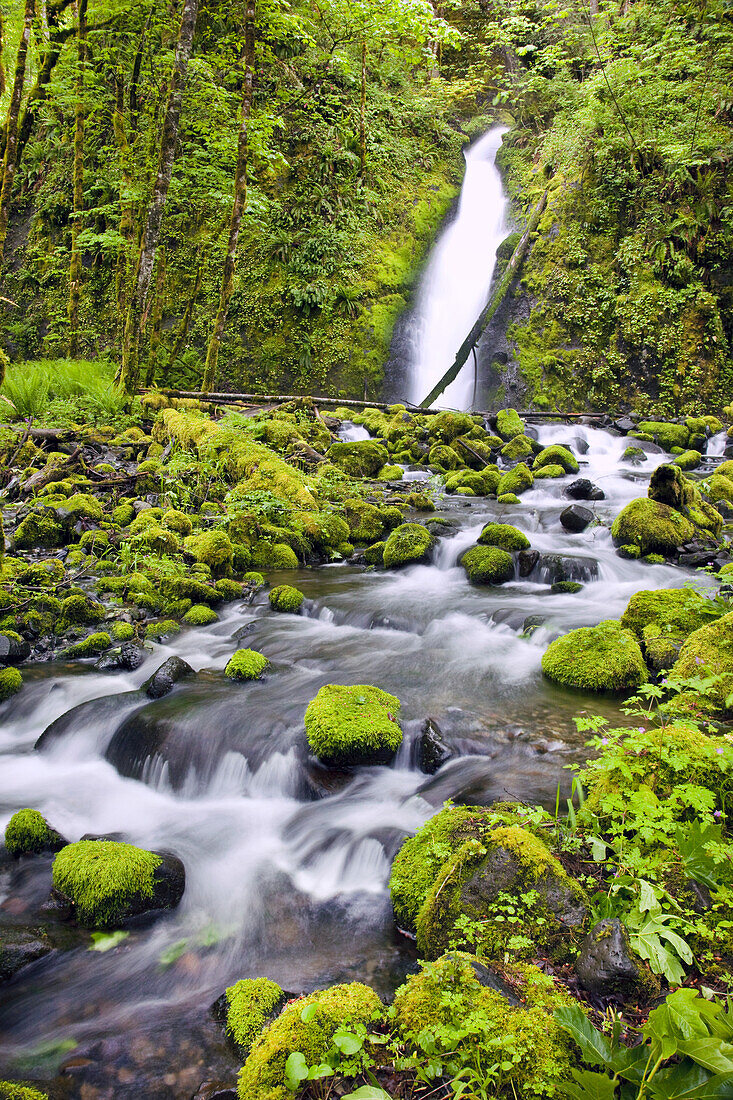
[0,1084,49,1100]
[498,492,519,503]
[215,578,243,601]
[477,522,530,551]
[496,408,525,440]
[250,542,299,570]
[225,648,270,680]
[224,977,286,1057]
[14,510,64,550]
[237,983,383,1100]
[497,462,534,497]
[707,473,733,505]
[392,954,576,1100]
[183,530,234,576]
[672,450,702,470]
[622,446,647,464]
[78,529,109,555]
[304,683,402,766]
[461,545,514,585]
[632,421,690,451]
[52,840,162,927]
[57,493,104,523]
[621,588,717,639]
[533,463,566,479]
[5,809,60,857]
[162,509,193,535]
[611,498,695,555]
[0,667,22,702]
[501,434,535,460]
[533,445,579,474]
[343,498,385,543]
[183,604,218,626]
[161,576,219,605]
[58,594,105,624]
[112,503,135,527]
[16,558,65,586]
[145,619,181,640]
[673,611,733,711]
[405,490,435,511]
[364,541,385,564]
[110,621,135,641]
[427,443,462,470]
[551,580,583,593]
[244,571,266,588]
[325,440,389,477]
[542,619,648,693]
[269,584,304,613]
[377,463,403,480]
[61,632,112,658]
[618,543,641,559]
[444,470,488,495]
[428,411,475,442]
[382,523,434,569]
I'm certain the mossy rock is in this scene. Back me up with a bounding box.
[214,578,243,602]
[53,492,104,525]
[611,498,694,555]
[109,621,135,642]
[427,443,462,470]
[112,503,136,527]
[672,450,702,471]
[5,809,66,858]
[326,440,389,477]
[145,620,181,641]
[0,1084,49,1100]
[500,434,535,460]
[364,540,385,565]
[250,541,299,570]
[533,463,566,479]
[533,445,579,474]
[393,953,576,1099]
[461,545,514,585]
[60,632,112,659]
[496,408,524,441]
[237,983,383,1100]
[0,667,22,702]
[444,470,488,495]
[672,611,733,712]
[225,648,270,681]
[343,498,385,543]
[405,490,435,511]
[304,683,402,767]
[497,462,533,497]
[51,840,185,928]
[244,571,266,588]
[707,473,733,505]
[78,529,109,555]
[498,492,519,503]
[269,584,304,613]
[183,604,219,626]
[58,594,105,625]
[541,620,648,693]
[14,510,64,550]
[632,421,690,451]
[217,977,287,1059]
[162,509,193,535]
[477,522,530,552]
[621,588,718,641]
[428,411,475,443]
[184,530,234,576]
[377,463,403,480]
[382,523,434,569]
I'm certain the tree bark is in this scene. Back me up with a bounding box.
[201,0,254,393]
[118,0,200,394]
[359,38,366,175]
[0,0,36,259]
[67,0,88,356]
[113,73,135,320]
[0,12,6,100]
[169,251,205,364]
[144,247,166,386]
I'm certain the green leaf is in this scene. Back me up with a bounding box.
[556,1069,618,1099]
[554,1006,614,1067]
[675,821,724,890]
[341,1088,393,1100]
[90,930,129,952]
[307,1063,334,1079]
[675,1039,733,1074]
[333,1030,363,1055]
[284,1051,309,1089]
[300,1003,319,1023]
[646,1060,710,1099]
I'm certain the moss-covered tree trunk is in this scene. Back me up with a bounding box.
[67,0,88,356]
[0,12,6,100]
[201,0,255,393]
[144,246,166,386]
[359,38,367,175]
[118,0,200,395]
[169,250,205,366]
[0,0,36,260]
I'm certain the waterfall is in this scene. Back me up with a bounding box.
[406,125,509,411]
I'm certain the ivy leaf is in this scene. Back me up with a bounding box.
[554,1006,614,1067]
[556,1068,618,1099]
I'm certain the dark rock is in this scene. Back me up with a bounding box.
[368,614,411,632]
[649,464,689,510]
[517,549,540,577]
[535,554,599,584]
[0,927,52,980]
[575,918,651,998]
[192,1086,238,1100]
[678,550,718,568]
[550,581,583,594]
[613,417,636,434]
[94,643,147,672]
[36,691,146,751]
[572,436,590,455]
[715,500,733,520]
[0,633,31,665]
[628,438,664,455]
[471,959,520,1006]
[417,718,453,774]
[560,504,594,532]
[142,656,195,699]
[565,478,605,501]
[522,615,546,635]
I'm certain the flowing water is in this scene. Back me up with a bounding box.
[405,125,509,409]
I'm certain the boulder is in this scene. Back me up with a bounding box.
[541,620,648,693]
[565,479,605,501]
[304,683,402,767]
[0,927,52,981]
[95,642,147,672]
[142,656,195,699]
[611,498,694,556]
[0,633,31,665]
[461,546,514,585]
[560,505,594,532]
[575,918,658,1000]
[417,718,453,774]
[383,523,434,569]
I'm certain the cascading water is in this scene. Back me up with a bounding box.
[406,125,509,410]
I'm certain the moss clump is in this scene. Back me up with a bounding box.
[405,490,435,511]
[621,588,717,639]
[162,509,193,535]
[145,619,181,640]
[223,977,286,1058]
[238,983,383,1100]
[0,668,22,702]
[215,578,243,601]
[496,408,524,440]
[225,648,270,680]
[477,522,530,551]
[632,421,690,451]
[61,632,112,658]
[183,604,219,626]
[427,443,462,470]
[183,530,234,576]
[542,620,648,693]
[244,571,266,588]
[304,683,402,766]
[533,463,566,479]
[498,492,519,503]
[269,585,304,613]
[444,470,488,495]
[392,954,576,1100]
[382,523,434,569]
[707,473,733,505]
[428,411,475,442]
[501,434,535,460]
[250,542,299,570]
[112,503,135,527]
[58,593,105,625]
[611,498,694,555]
[52,840,163,927]
[377,463,403,480]
[55,493,104,524]
[110,622,135,641]
[364,541,385,565]
[78,529,109,555]
[533,445,579,474]
[461,545,514,585]
[497,462,534,497]
[326,440,389,477]
[5,809,64,857]
[551,580,583,594]
[0,1084,49,1100]
[672,450,702,470]
[342,498,385,543]
[673,611,733,711]
[14,510,64,550]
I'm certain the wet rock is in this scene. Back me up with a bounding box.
[192,1085,238,1100]
[0,927,52,980]
[535,554,599,584]
[517,549,539,577]
[51,846,185,928]
[417,718,453,774]
[575,918,651,999]
[95,642,147,672]
[565,478,605,501]
[369,614,412,632]
[0,634,31,665]
[470,959,521,1006]
[572,435,590,455]
[613,417,636,434]
[143,656,195,699]
[522,614,546,635]
[560,504,594,532]
[35,691,147,751]
[648,463,690,510]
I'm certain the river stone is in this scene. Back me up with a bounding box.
[459,846,587,930]
[575,918,648,998]
[51,847,186,927]
[517,549,540,577]
[536,553,599,583]
[0,634,31,665]
[0,927,52,980]
[565,478,605,501]
[560,504,594,532]
[613,417,636,434]
[95,642,147,672]
[143,656,195,699]
[417,718,453,774]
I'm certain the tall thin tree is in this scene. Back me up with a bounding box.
[67,0,88,355]
[0,0,36,259]
[201,0,255,393]
[118,0,200,394]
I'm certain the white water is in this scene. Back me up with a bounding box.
[407,126,509,410]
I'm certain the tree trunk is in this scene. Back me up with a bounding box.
[169,251,205,364]
[0,0,36,259]
[118,0,200,394]
[0,12,6,100]
[359,38,366,175]
[201,0,254,393]
[144,247,166,386]
[67,0,88,356]
[113,73,135,320]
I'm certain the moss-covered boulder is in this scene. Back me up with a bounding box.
[250,542,299,570]
[541,620,648,693]
[428,411,475,442]
[14,509,64,550]
[632,421,690,451]
[497,462,533,497]
[533,463,566,479]
[269,584,304,613]
[216,977,287,1059]
[183,530,234,576]
[225,648,270,681]
[304,683,402,766]
[496,408,524,440]
[672,450,702,471]
[51,840,185,927]
[500,434,535,460]
[382,523,434,569]
[0,668,22,702]
[60,632,112,659]
[621,587,720,672]
[393,953,576,1099]
[326,440,389,477]
[611,498,695,555]
[5,809,66,858]
[427,443,462,470]
[707,473,733,505]
[477,522,530,551]
[237,983,383,1100]
[58,593,105,625]
[444,470,488,495]
[343,498,385,543]
[673,611,733,712]
[183,604,219,626]
[533,445,579,474]
[162,509,193,535]
[461,545,514,585]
